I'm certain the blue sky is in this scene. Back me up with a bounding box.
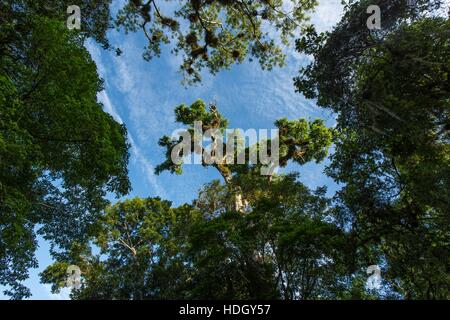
[1,0,344,299]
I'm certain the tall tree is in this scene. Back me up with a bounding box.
[155,99,333,210]
[0,9,130,298]
[153,102,347,299]
[295,0,449,298]
[41,102,352,300]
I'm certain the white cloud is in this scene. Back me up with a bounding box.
[87,38,168,198]
[311,0,345,33]
[42,284,71,300]
[128,135,168,199]
[100,90,166,198]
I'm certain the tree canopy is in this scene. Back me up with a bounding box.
[295,0,449,299]
[1,0,449,300]
[115,0,318,84]
[0,3,130,298]
[42,175,363,299]
[155,99,332,211]
[6,1,324,84]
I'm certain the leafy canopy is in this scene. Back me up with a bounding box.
[155,99,333,179]
[115,0,318,84]
[0,6,130,298]
[295,0,449,299]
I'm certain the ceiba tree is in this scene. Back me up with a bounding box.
[155,99,333,211]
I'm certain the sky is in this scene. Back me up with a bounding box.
[0,0,345,299]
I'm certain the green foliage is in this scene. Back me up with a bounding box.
[1,0,112,48]
[2,1,320,84]
[115,0,318,84]
[188,174,352,299]
[42,174,361,300]
[295,1,449,299]
[0,9,130,298]
[41,198,200,299]
[156,99,333,179]
[6,0,449,301]
[294,0,443,106]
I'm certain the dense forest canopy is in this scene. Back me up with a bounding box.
[295,0,449,298]
[0,1,130,298]
[0,0,448,299]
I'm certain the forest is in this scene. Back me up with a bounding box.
[0,0,448,300]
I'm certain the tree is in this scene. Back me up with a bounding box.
[295,0,449,298]
[41,175,358,300]
[0,11,130,298]
[188,174,354,299]
[40,101,351,300]
[41,198,198,300]
[155,99,333,211]
[114,0,319,84]
[1,0,112,48]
